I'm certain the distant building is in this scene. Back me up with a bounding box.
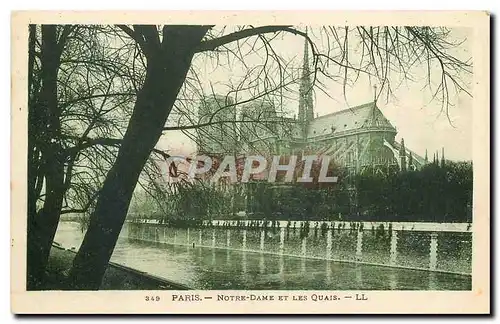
[196,39,428,178]
[196,95,238,156]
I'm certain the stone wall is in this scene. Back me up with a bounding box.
[127,220,472,275]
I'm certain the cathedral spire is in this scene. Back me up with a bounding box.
[298,31,314,138]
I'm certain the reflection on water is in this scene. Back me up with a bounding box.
[389,271,397,290]
[54,222,471,290]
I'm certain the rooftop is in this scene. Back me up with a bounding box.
[306,101,396,138]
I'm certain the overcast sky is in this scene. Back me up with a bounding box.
[157,26,473,162]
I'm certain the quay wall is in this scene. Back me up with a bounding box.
[126,220,472,275]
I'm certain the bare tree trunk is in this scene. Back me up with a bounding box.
[27,24,39,221]
[27,25,41,287]
[27,25,65,289]
[68,26,209,289]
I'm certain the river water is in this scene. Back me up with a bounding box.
[54,222,471,290]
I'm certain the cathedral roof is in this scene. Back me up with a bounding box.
[306,102,396,139]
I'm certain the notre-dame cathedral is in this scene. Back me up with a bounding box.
[196,40,433,179]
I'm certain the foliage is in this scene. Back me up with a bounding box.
[355,161,473,222]
[142,160,473,223]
